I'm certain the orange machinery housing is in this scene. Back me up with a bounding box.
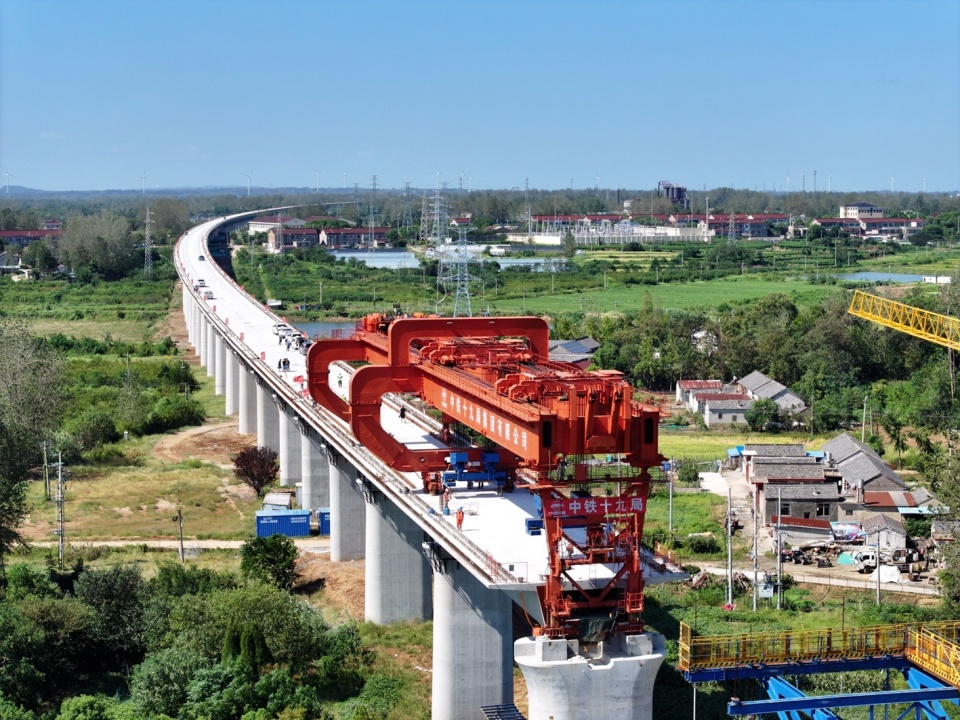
[306,313,664,640]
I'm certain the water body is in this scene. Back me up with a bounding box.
[332,249,551,271]
[839,272,925,283]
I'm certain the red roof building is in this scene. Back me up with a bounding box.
[0,229,61,247]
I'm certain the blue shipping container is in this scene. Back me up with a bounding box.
[317,507,331,536]
[255,509,311,538]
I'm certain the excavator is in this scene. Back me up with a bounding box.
[306,312,664,641]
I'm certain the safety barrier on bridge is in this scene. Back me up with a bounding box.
[679,620,960,682]
[906,626,960,689]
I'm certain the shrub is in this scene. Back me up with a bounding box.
[130,396,205,435]
[686,534,719,554]
[56,695,119,720]
[67,411,119,450]
[240,535,298,591]
[5,563,61,600]
[130,645,207,717]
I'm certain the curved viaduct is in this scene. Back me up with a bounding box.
[176,213,678,720]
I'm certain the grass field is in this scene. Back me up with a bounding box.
[484,275,841,314]
[23,451,260,542]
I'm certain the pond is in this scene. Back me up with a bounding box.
[838,272,926,283]
[331,249,556,271]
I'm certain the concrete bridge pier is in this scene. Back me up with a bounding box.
[192,301,201,354]
[278,403,302,488]
[238,361,257,434]
[514,632,666,720]
[224,349,239,416]
[364,494,432,624]
[214,334,226,396]
[205,317,216,378]
[255,378,280,452]
[198,316,208,367]
[299,427,329,514]
[328,455,365,562]
[183,288,193,347]
[432,560,513,719]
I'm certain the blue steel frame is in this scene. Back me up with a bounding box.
[715,667,959,720]
[684,657,913,683]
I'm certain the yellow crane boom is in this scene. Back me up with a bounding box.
[848,289,960,350]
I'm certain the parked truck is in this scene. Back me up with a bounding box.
[855,548,924,578]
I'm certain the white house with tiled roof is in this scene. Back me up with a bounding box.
[736,370,807,417]
[247,216,306,235]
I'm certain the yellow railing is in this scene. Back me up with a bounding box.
[906,626,960,687]
[848,290,960,351]
[678,620,960,673]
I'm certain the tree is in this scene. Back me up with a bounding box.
[745,398,781,432]
[233,446,279,496]
[148,198,190,237]
[74,566,147,668]
[240,535,299,590]
[561,230,577,259]
[58,212,137,280]
[0,322,63,577]
[21,240,57,273]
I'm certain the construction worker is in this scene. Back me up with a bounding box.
[456,507,465,531]
[555,453,568,482]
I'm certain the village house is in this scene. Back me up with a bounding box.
[318,227,391,248]
[736,370,807,418]
[246,215,306,235]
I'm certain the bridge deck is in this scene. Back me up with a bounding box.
[179,217,687,592]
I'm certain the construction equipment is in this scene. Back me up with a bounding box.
[306,312,664,641]
[848,289,960,350]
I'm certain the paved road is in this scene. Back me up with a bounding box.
[32,537,332,552]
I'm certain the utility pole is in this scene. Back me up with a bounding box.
[726,488,733,607]
[668,464,674,536]
[172,507,185,562]
[53,452,66,571]
[776,486,783,610]
[753,492,759,611]
[42,441,50,500]
[876,525,882,605]
[862,396,869,443]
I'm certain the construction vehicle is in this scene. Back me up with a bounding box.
[306,312,664,641]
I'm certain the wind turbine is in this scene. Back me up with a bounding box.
[3,167,12,194]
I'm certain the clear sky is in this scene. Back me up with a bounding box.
[1,0,958,193]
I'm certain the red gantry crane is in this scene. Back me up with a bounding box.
[306,313,664,641]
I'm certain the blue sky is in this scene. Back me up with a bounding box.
[1,0,958,193]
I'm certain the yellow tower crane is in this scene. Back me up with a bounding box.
[848,289,960,350]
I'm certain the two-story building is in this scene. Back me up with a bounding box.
[840,202,884,220]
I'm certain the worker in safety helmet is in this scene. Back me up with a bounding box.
[555,454,568,482]
[455,507,465,531]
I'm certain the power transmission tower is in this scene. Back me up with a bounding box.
[275,210,283,252]
[727,210,738,245]
[450,226,475,318]
[368,175,378,252]
[144,206,153,277]
[401,181,413,231]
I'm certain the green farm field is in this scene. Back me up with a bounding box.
[485,275,840,314]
